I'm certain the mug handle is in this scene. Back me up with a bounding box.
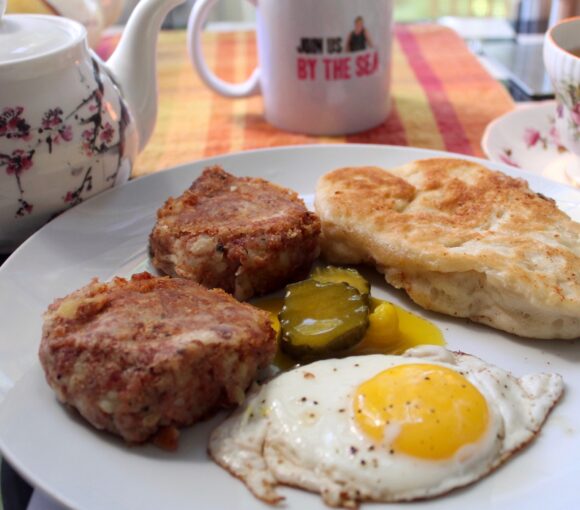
[187,0,261,98]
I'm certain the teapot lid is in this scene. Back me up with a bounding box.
[0,2,85,65]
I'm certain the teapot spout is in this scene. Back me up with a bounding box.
[105,0,185,152]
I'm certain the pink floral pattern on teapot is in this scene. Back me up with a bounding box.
[0,59,130,219]
[0,0,186,252]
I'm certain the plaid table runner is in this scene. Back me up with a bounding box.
[97,26,514,178]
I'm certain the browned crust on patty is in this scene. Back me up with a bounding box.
[149,166,321,300]
[39,272,276,444]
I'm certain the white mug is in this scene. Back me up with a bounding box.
[187,0,394,135]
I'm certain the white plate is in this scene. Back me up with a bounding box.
[0,145,579,510]
[481,101,579,188]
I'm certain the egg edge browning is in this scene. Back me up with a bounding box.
[208,346,564,508]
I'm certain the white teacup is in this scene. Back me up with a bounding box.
[187,0,394,135]
[544,16,580,185]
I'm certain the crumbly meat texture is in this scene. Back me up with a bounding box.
[315,158,580,339]
[150,166,321,301]
[39,272,276,444]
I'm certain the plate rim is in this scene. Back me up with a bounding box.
[2,141,578,268]
[1,143,579,510]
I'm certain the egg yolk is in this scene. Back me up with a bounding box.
[353,364,489,460]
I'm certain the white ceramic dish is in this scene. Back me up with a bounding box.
[481,101,579,188]
[0,145,579,510]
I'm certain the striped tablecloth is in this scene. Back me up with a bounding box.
[97,25,515,178]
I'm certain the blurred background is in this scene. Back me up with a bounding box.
[5,0,580,103]
[123,0,579,101]
[3,0,578,107]
[8,1,578,33]
[121,0,576,29]
[131,0,518,26]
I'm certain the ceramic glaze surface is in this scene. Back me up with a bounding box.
[0,14,84,62]
[5,0,103,48]
[188,0,394,135]
[0,0,186,252]
[0,55,138,250]
[48,0,103,48]
[544,18,580,158]
[481,101,579,188]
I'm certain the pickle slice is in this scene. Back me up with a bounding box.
[279,279,369,361]
[311,266,370,298]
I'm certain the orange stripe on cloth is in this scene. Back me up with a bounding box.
[92,28,514,177]
[130,31,216,175]
[395,25,474,156]
[228,31,253,153]
[388,36,445,151]
[347,101,408,145]
[203,33,239,157]
[412,26,514,157]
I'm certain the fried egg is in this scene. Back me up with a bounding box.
[209,346,563,507]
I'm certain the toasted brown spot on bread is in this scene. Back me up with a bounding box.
[315,158,580,339]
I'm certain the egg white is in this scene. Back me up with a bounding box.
[209,346,563,507]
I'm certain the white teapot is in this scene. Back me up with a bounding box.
[0,0,185,252]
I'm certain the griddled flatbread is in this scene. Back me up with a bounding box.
[315,158,580,339]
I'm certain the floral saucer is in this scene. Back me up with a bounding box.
[481,101,578,188]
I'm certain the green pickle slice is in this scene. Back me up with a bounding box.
[279,279,369,361]
[311,266,370,298]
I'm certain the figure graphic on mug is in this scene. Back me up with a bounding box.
[346,16,374,52]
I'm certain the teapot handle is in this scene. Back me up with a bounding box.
[186,0,260,98]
